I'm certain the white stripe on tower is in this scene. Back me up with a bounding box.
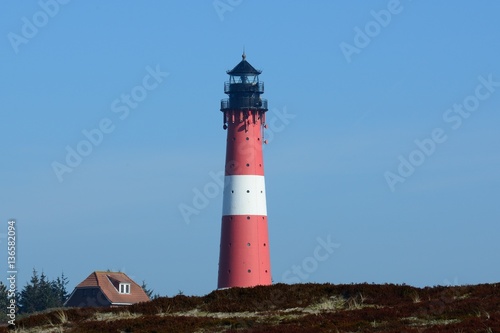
[222,175,267,216]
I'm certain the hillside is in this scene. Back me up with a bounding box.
[6,282,500,332]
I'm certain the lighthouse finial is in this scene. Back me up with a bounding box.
[242,47,246,60]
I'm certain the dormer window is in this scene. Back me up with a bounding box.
[119,283,130,294]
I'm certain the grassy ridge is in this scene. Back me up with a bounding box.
[7,282,500,332]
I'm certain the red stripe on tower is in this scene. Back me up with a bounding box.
[217,53,272,289]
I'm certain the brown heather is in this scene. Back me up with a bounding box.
[4,282,499,332]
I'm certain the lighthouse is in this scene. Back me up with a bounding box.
[217,54,272,289]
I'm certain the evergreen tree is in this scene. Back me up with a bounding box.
[54,273,69,305]
[19,269,70,313]
[41,271,60,309]
[19,269,40,313]
[141,280,154,299]
[0,282,8,322]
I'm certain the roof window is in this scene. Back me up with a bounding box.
[119,283,130,294]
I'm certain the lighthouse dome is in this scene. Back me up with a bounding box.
[227,53,262,76]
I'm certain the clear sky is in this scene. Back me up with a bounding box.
[1,1,499,297]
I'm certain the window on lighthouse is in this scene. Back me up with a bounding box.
[231,74,258,84]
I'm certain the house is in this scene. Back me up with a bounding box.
[64,271,150,307]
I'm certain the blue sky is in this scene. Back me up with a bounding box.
[1,1,499,296]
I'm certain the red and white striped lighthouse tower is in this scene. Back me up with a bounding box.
[217,54,272,289]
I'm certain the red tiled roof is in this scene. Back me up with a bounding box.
[76,271,150,305]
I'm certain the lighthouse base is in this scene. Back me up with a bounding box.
[217,215,271,289]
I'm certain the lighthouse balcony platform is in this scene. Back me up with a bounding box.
[220,98,268,111]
